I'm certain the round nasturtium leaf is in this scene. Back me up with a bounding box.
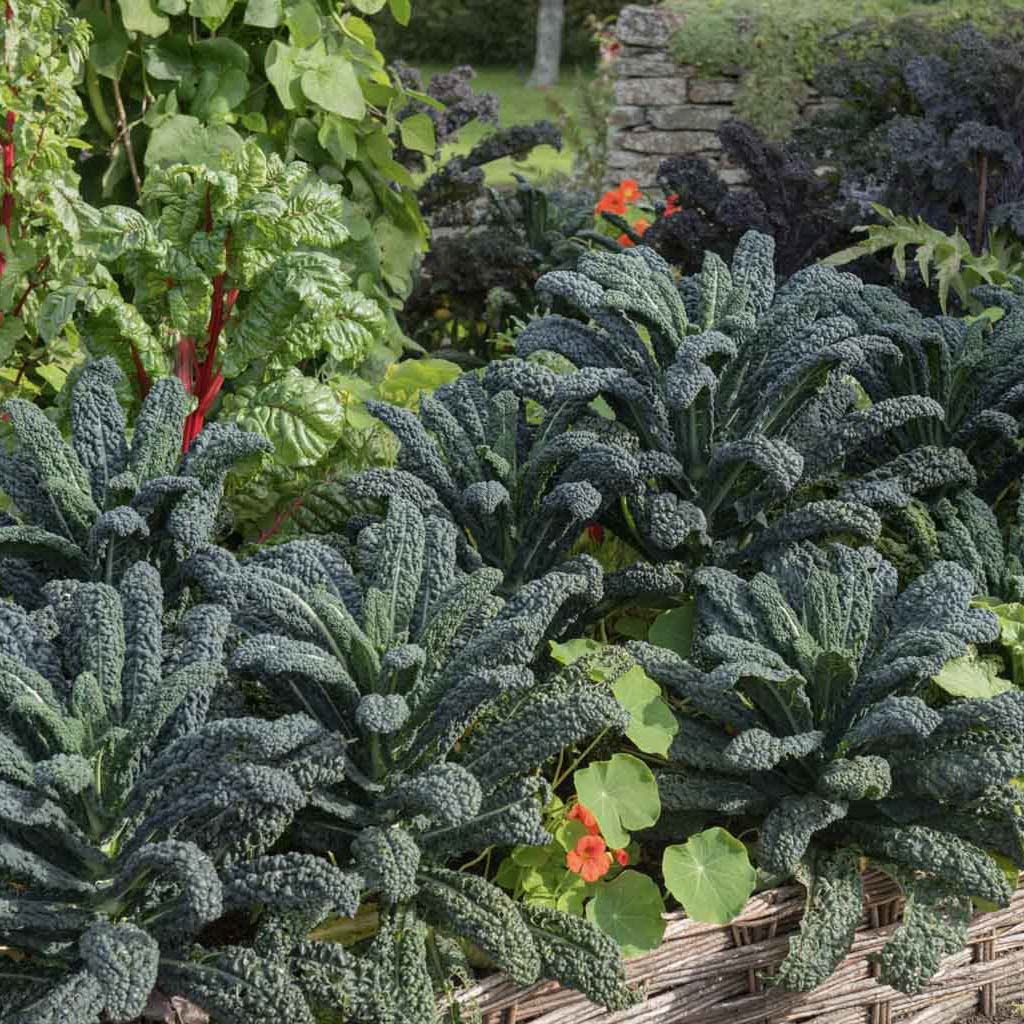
[548,638,615,679]
[574,753,660,850]
[933,651,1012,698]
[585,870,666,956]
[554,819,589,853]
[663,827,756,924]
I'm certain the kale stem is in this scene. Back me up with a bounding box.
[704,464,743,523]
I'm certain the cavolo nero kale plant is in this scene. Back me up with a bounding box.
[0,358,270,608]
[630,542,1024,994]
[505,233,972,570]
[344,369,684,604]
[0,559,364,1023]
[186,496,637,1017]
[829,280,1024,508]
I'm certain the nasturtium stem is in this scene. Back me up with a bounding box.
[554,727,610,789]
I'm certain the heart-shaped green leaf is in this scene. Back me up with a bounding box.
[144,115,242,169]
[265,41,304,111]
[244,0,282,25]
[388,0,411,24]
[285,0,322,47]
[663,827,756,924]
[400,113,436,155]
[119,0,170,36]
[300,55,366,120]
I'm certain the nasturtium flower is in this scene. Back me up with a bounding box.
[595,189,628,216]
[619,179,642,203]
[567,835,613,882]
[613,848,629,867]
[568,802,602,835]
[664,193,682,216]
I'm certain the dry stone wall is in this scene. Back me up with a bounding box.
[606,4,830,190]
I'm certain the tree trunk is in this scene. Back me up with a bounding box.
[527,0,565,88]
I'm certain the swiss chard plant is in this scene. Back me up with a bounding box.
[506,233,973,570]
[630,542,1024,994]
[0,561,363,1023]
[187,496,637,1017]
[56,142,402,537]
[0,358,270,608]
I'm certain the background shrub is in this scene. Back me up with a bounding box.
[668,0,1024,139]
[374,0,636,67]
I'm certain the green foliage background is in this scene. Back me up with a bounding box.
[668,0,1024,138]
[373,0,636,68]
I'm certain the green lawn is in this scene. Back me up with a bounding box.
[413,65,596,186]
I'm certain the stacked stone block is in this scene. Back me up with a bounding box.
[606,4,831,190]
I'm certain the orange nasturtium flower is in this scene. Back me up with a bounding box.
[618,219,650,248]
[664,193,682,216]
[566,835,613,883]
[568,803,601,835]
[613,848,629,867]
[619,178,642,203]
[595,189,627,216]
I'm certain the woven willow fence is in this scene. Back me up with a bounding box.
[452,872,1024,1024]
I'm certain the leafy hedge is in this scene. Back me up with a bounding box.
[668,0,1024,139]
[373,0,632,67]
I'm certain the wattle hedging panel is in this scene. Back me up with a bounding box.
[453,872,1024,1023]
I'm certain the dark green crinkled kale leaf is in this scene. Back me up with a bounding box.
[631,542,1022,993]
